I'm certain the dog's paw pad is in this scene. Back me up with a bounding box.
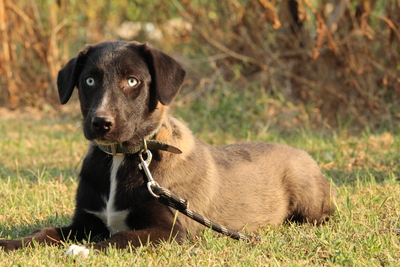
[66,245,90,258]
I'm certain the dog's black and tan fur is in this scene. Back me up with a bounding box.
[0,41,336,255]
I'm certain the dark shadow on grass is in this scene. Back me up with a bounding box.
[0,214,73,239]
[324,168,399,187]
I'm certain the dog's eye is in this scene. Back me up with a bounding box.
[127,77,139,87]
[85,77,95,87]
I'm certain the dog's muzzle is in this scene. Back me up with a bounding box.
[91,116,114,135]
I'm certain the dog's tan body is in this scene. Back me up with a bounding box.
[148,108,335,235]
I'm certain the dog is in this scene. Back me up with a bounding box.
[0,41,336,256]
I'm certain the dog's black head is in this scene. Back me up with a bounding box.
[57,41,185,146]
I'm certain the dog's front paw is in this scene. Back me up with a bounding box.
[0,239,21,252]
[66,245,90,258]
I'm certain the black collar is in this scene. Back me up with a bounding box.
[96,140,182,156]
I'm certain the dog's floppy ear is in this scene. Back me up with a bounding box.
[141,43,186,106]
[57,45,92,104]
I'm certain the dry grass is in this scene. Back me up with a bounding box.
[0,0,399,131]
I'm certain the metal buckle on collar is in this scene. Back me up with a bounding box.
[138,140,160,198]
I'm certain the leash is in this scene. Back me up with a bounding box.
[138,141,260,241]
[152,186,259,241]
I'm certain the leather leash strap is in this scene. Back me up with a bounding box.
[152,186,261,241]
[138,147,261,242]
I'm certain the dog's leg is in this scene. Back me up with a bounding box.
[66,223,186,256]
[94,227,186,249]
[0,214,109,252]
[0,226,82,252]
[0,227,62,252]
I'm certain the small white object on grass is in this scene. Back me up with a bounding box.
[66,245,90,258]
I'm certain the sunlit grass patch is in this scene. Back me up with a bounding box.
[0,110,399,266]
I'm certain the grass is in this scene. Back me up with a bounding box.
[0,102,399,266]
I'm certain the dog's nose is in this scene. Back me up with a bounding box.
[92,116,114,133]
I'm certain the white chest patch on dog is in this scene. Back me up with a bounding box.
[85,155,130,234]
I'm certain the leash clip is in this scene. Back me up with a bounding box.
[137,141,260,241]
[138,149,160,198]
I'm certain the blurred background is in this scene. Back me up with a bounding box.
[0,0,399,134]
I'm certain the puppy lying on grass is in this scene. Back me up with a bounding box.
[0,41,337,256]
